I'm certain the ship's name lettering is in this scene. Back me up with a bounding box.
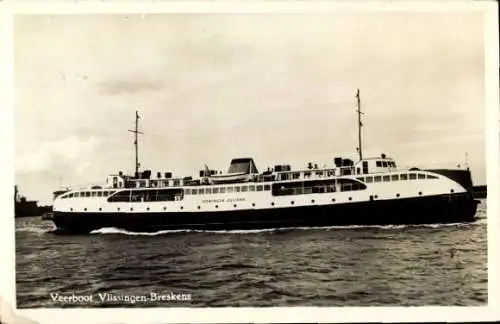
[202,198,246,203]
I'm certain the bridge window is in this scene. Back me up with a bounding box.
[383,175,390,182]
[264,185,271,191]
[376,161,382,167]
[418,173,426,179]
[92,192,97,197]
[241,186,248,192]
[391,174,399,181]
[220,187,226,193]
[365,177,373,183]
[97,192,103,197]
[85,192,91,197]
[185,188,190,195]
[227,187,234,193]
[293,172,300,179]
[191,189,197,195]
[214,187,220,194]
[374,176,381,183]
[409,173,417,180]
[249,185,255,192]
[400,174,408,180]
[206,188,212,194]
[199,188,205,194]
[427,174,438,179]
[235,186,241,192]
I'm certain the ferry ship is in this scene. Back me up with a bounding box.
[51,90,479,234]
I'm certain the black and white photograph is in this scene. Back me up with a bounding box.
[2,1,499,323]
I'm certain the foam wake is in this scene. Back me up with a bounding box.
[89,220,482,236]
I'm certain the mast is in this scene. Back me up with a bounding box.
[128,111,143,177]
[355,89,363,161]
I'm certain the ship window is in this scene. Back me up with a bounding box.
[212,187,219,194]
[191,189,197,195]
[293,172,300,179]
[241,186,248,192]
[85,192,91,197]
[257,185,263,191]
[391,174,399,181]
[235,186,241,192]
[92,191,97,197]
[227,187,233,193]
[199,188,205,194]
[365,177,373,183]
[418,173,426,179]
[383,175,390,182]
[304,171,311,178]
[184,188,190,195]
[220,187,226,193]
[382,161,388,167]
[376,161,382,167]
[400,174,408,180]
[427,174,438,179]
[173,179,180,186]
[74,192,79,197]
[409,173,417,180]
[315,171,323,176]
[264,184,271,191]
[374,176,382,183]
[97,192,102,197]
[249,185,255,191]
[206,188,212,194]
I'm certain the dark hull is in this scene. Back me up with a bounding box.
[52,193,479,234]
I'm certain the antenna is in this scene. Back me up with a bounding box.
[128,111,144,177]
[465,152,469,170]
[355,89,364,161]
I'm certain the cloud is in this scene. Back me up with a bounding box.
[16,136,100,174]
[96,75,164,95]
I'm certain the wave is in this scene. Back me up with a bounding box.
[16,225,55,234]
[89,221,482,236]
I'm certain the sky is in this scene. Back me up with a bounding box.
[14,12,485,205]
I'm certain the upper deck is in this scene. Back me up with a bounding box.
[103,154,402,190]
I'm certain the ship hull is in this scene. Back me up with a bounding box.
[52,193,479,234]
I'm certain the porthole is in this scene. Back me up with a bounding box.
[180,206,184,210]
[197,206,201,210]
[396,193,400,197]
[234,204,237,208]
[271,202,275,206]
[70,208,73,211]
[163,207,167,211]
[374,195,378,199]
[450,189,454,193]
[84,208,87,211]
[419,191,422,196]
[331,198,336,202]
[348,197,352,201]
[291,201,294,205]
[98,208,102,211]
[117,207,120,211]
[311,199,315,203]
[146,207,150,211]
[215,205,219,209]
[252,203,255,207]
